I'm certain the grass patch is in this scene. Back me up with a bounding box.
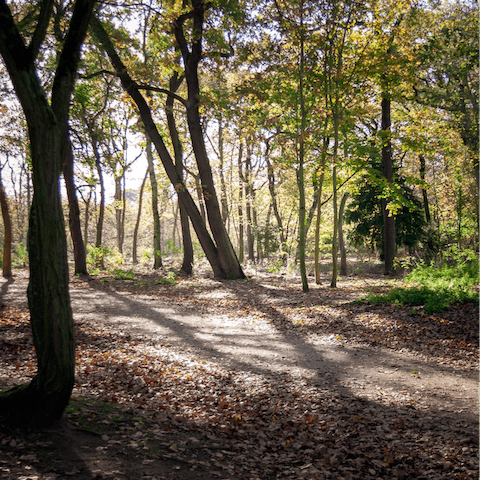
[359,261,479,313]
[154,272,177,286]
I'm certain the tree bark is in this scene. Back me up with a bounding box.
[330,112,340,288]
[92,133,105,269]
[265,155,286,259]
[0,0,95,428]
[244,144,255,262]
[314,131,329,284]
[297,6,308,292]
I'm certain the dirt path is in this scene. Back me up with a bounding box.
[2,273,477,421]
[1,271,478,479]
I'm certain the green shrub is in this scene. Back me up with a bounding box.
[113,268,136,280]
[360,259,479,312]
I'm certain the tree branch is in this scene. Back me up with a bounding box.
[137,85,187,106]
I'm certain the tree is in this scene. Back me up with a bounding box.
[413,1,479,188]
[345,163,426,259]
[0,0,96,427]
[0,162,12,278]
[172,0,245,279]
[90,15,244,279]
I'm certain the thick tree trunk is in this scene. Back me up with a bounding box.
[0,0,95,427]
[0,170,12,278]
[63,139,87,275]
[381,94,396,275]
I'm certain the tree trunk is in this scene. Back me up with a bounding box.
[0,0,95,427]
[419,154,431,224]
[218,116,229,223]
[146,133,163,269]
[381,94,396,275]
[90,16,228,279]
[63,138,87,275]
[314,166,326,284]
[245,144,255,262]
[266,156,286,259]
[0,169,12,278]
[173,0,245,280]
[166,71,193,275]
[338,192,349,276]
[83,185,92,254]
[132,168,148,264]
[297,10,308,293]
[330,113,340,288]
[237,142,244,263]
[93,134,105,269]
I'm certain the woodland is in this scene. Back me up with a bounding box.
[0,0,478,478]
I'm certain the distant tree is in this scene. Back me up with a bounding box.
[345,163,426,260]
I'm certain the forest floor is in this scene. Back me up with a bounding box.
[0,264,478,480]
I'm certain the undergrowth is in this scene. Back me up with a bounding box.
[359,260,479,313]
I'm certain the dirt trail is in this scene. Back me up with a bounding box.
[2,272,477,423]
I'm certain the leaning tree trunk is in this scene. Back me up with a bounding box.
[90,16,227,278]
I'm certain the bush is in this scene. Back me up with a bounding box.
[360,259,479,312]
[113,268,136,280]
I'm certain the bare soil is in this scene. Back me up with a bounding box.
[0,266,478,479]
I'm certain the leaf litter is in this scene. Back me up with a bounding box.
[0,269,478,479]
